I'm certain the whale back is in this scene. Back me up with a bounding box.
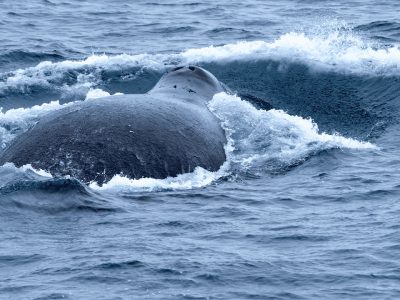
[0,66,227,185]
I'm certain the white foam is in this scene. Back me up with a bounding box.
[90,163,230,193]
[85,88,111,100]
[182,34,400,74]
[0,53,153,96]
[20,164,53,177]
[207,93,377,170]
[85,88,124,100]
[0,162,53,178]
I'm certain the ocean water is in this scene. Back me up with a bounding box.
[1,0,400,299]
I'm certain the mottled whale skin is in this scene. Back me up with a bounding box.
[0,66,227,185]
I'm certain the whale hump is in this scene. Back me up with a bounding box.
[0,66,227,185]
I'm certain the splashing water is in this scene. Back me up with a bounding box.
[207,93,377,171]
[0,20,399,99]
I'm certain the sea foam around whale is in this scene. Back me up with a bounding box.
[90,92,377,193]
[0,90,376,193]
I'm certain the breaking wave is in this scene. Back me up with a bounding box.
[0,20,399,100]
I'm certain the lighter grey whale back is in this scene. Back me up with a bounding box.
[0,66,227,185]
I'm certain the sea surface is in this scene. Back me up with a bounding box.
[1,1,400,299]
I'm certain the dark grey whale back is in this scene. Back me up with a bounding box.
[0,66,227,185]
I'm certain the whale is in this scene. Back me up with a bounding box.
[0,66,227,185]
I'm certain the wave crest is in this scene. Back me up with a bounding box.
[207,93,377,172]
[0,21,399,99]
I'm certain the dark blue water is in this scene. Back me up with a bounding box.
[1,1,400,299]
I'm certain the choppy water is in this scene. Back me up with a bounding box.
[1,1,400,299]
